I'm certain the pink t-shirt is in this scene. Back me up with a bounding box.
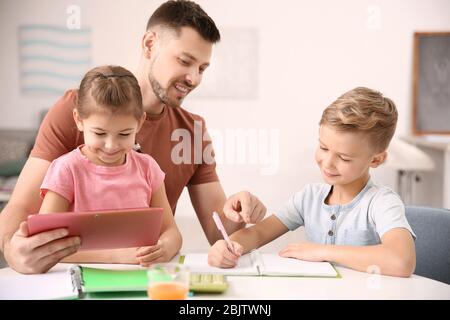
[40,147,165,212]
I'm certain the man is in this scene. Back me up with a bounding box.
[0,0,266,274]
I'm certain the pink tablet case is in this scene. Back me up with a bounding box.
[27,207,163,250]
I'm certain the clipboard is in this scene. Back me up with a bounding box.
[27,207,163,250]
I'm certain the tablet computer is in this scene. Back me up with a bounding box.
[27,207,163,250]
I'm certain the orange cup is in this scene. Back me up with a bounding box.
[147,282,189,300]
[147,263,190,300]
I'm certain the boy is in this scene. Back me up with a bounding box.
[208,87,416,277]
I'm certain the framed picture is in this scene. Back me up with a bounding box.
[412,32,450,135]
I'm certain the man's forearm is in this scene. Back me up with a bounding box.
[0,203,24,253]
[324,245,414,277]
[0,230,10,253]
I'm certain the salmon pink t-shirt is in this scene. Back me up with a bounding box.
[40,146,165,212]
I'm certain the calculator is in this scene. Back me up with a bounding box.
[189,273,229,293]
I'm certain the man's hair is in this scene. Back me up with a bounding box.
[320,87,398,152]
[146,0,220,43]
[77,65,143,120]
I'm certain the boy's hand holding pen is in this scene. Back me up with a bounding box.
[209,212,244,268]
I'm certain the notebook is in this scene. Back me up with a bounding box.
[182,251,339,278]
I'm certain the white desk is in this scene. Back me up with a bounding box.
[401,136,450,209]
[0,262,449,300]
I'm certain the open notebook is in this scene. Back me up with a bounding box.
[183,251,339,278]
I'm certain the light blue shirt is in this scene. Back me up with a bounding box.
[275,179,416,246]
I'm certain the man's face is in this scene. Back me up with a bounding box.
[147,27,213,108]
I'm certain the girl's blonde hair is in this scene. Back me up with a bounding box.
[76,65,143,120]
[320,87,398,152]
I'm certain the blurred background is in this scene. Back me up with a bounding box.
[1,0,449,253]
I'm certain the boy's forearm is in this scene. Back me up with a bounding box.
[230,215,289,254]
[229,227,261,254]
[323,245,414,277]
[221,218,246,238]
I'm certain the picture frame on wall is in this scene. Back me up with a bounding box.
[412,32,450,135]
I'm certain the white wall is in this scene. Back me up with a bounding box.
[1,0,450,251]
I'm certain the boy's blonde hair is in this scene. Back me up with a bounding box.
[320,87,398,152]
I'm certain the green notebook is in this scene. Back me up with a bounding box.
[69,266,148,299]
[70,264,228,298]
[76,266,148,293]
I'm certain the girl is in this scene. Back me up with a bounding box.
[39,65,182,266]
